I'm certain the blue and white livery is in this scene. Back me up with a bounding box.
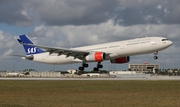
[15,34,172,71]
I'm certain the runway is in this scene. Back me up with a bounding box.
[0,76,180,80]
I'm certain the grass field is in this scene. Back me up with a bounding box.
[0,80,180,107]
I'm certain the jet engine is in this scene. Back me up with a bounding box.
[110,56,130,64]
[85,52,106,62]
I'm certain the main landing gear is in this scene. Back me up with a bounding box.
[154,51,158,60]
[93,62,103,71]
[78,62,103,71]
[78,63,88,71]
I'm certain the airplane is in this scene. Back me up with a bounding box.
[6,71,29,76]
[15,34,172,71]
[6,72,20,76]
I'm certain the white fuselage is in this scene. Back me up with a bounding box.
[28,37,172,64]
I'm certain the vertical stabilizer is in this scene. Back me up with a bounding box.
[18,34,45,55]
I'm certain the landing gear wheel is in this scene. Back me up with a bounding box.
[93,67,99,71]
[154,56,158,60]
[93,62,103,71]
[154,51,158,55]
[79,67,84,71]
[83,63,89,68]
[97,64,103,68]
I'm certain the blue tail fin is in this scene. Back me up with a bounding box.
[18,34,45,55]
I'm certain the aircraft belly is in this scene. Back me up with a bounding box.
[33,54,75,64]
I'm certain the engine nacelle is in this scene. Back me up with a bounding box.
[110,56,130,64]
[85,52,106,62]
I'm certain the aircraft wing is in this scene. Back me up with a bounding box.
[23,44,90,59]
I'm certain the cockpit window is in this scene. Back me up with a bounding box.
[162,39,169,41]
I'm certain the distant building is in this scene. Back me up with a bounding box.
[67,69,77,74]
[129,62,160,73]
[109,71,136,75]
[81,73,100,77]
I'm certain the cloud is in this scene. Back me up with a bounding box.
[0,0,117,26]
[28,19,179,49]
[0,0,179,70]
[0,30,24,60]
[0,0,36,26]
[28,0,117,26]
[115,0,180,26]
[3,49,13,56]
[157,5,162,10]
[1,0,180,27]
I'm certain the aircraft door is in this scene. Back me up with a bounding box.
[120,43,124,49]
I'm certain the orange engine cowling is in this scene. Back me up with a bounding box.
[110,56,130,64]
[85,52,106,62]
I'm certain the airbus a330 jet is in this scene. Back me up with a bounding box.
[16,34,172,71]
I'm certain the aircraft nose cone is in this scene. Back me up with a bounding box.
[169,41,173,45]
[166,41,173,47]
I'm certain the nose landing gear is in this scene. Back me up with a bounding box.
[154,56,158,59]
[154,52,158,60]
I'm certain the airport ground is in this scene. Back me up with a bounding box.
[0,79,180,107]
[1,75,180,80]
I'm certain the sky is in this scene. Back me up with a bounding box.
[0,0,180,71]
